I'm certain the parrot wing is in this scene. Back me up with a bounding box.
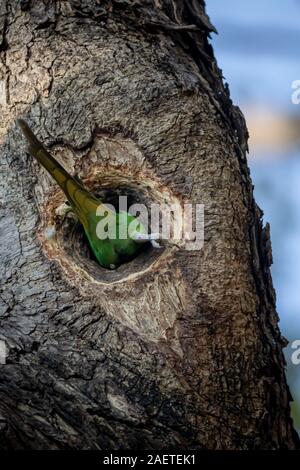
[17,119,109,229]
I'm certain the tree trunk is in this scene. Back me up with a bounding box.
[0,0,298,450]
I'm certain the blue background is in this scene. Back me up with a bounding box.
[207,0,300,430]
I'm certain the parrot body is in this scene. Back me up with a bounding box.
[17,119,148,269]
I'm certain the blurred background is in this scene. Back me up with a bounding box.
[207,0,300,431]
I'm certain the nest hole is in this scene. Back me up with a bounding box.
[53,183,166,283]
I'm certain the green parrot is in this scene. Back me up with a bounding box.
[17,119,155,270]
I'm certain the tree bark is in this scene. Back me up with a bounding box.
[0,0,298,450]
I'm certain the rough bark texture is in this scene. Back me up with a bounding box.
[0,0,299,450]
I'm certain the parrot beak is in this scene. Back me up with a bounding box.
[133,232,160,243]
[133,233,163,248]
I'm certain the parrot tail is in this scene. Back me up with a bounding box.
[17,119,102,224]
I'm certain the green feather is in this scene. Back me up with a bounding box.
[17,119,147,269]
